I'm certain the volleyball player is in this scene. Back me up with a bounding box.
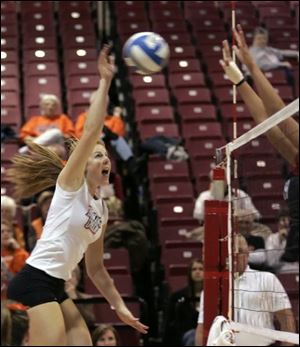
[6,45,148,346]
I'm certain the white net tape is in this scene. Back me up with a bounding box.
[207,315,299,346]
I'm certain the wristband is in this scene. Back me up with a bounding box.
[235,78,245,87]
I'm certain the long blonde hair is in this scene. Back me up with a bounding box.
[6,140,77,200]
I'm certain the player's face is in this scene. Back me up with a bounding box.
[86,144,111,186]
[96,330,117,346]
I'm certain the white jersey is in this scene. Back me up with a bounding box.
[26,181,108,280]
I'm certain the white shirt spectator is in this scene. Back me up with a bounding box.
[193,189,260,223]
[265,233,286,268]
[198,266,291,345]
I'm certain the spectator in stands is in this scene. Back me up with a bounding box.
[248,27,298,85]
[266,208,290,270]
[19,94,75,155]
[220,24,299,264]
[245,234,267,271]
[1,195,25,248]
[75,97,142,174]
[1,221,29,274]
[30,191,54,241]
[195,234,296,346]
[6,45,148,346]
[92,324,121,346]
[193,169,260,224]
[163,258,203,346]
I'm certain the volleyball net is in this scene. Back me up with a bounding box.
[204,98,299,346]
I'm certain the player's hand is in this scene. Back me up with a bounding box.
[219,40,244,85]
[232,24,255,70]
[98,44,115,82]
[115,305,149,334]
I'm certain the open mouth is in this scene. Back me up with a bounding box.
[102,169,110,176]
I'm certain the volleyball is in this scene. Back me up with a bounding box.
[123,32,170,75]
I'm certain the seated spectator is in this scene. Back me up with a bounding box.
[1,306,12,346]
[266,209,289,270]
[235,209,272,242]
[92,324,121,346]
[19,94,75,147]
[1,221,29,274]
[1,195,25,248]
[193,169,260,224]
[100,183,124,220]
[75,95,142,174]
[245,234,267,271]
[248,27,298,85]
[140,135,189,162]
[163,259,203,346]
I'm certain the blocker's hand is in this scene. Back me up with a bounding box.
[98,44,115,82]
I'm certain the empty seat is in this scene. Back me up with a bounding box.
[25,62,59,77]
[220,103,252,121]
[1,91,20,108]
[23,35,57,50]
[1,143,20,161]
[1,36,18,51]
[156,201,195,223]
[182,121,222,140]
[168,58,201,73]
[133,89,170,106]
[1,77,19,92]
[67,75,99,91]
[177,104,217,122]
[238,155,284,178]
[1,106,21,127]
[161,241,203,266]
[20,1,53,13]
[117,21,150,36]
[135,105,174,124]
[1,63,19,77]
[226,120,255,140]
[158,221,200,244]
[23,49,58,64]
[150,181,195,203]
[129,74,166,89]
[190,157,216,179]
[152,20,188,34]
[169,72,206,89]
[246,177,285,198]
[169,45,197,60]
[253,197,287,221]
[277,273,299,295]
[103,248,131,271]
[65,60,97,76]
[148,160,190,181]
[173,87,211,105]
[62,34,96,49]
[67,89,94,107]
[214,87,242,103]
[64,48,97,64]
[185,138,226,157]
[1,49,18,63]
[138,122,179,140]
[160,32,192,46]
[237,137,275,156]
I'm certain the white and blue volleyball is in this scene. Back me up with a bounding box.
[123,32,170,75]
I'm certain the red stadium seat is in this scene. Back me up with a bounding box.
[1,143,19,161]
[135,105,174,124]
[174,87,211,105]
[226,120,255,140]
[204,56,225,73]
[1,106,21,128]
[190,157,216,179]
[65,60,97,76]
[1,91,20,108]
[161,241,203,267]
[238,155,285,178]
[60,22,96,38]
[62,34,96,49]
[273,85,294,102]
[117,21,150,36]
[214,87,242,104]
[189,18,225,32]
[149,6,183,21]
[1,36,18,51]
[156,201,195,224]
[58,1,91,13]
[1,50,18,63]
[1,63,19,78]
[1,24,19,38]
[116,9,148,23]
[219,104,252,120]
[182,121,222,140]
[23,35,57,50]
[1,77,19,92]
[178,104,217,122]
[277,273,299,295]
[20,1,53,13]
[138,122,180,140]
[263,17,296,30]
[185,138,226,157]
[160,32,192,46]
[103,248,131,270]
[152,20,188,34]
[150,181,195,203]
[209,72,232,88]
[25,62,59,77]
[246,177,285,198]
[67,89,94,107]
[129,74,166,89]
[200,43,223,59]
[23,49,58,64]
[169,45,197,60]
[63,48,97,64]
[1,1,17,13]
[168,58,201,73]
[132,88,170,106]
[237,137,276,156]
[253,197,287,221]
[67,75,99,91]
[169,72,206,89]
[148,160,190,182]
[158,222,199,244]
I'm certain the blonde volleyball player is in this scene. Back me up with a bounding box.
[6,45,148,346]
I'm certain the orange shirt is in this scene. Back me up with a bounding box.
[20,114,76,140]
[1,248,29,274]
[31,217,43,240]
[75,112,126,138]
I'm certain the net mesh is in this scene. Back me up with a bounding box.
[212,98,299,345]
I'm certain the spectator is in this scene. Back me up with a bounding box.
[75,95,142,174]
[19,94,75,150]
[1,306,12,346]
[266,209,289,270]
[1,195,25,248]
[92,324,121,346]
[235,208,272,242]
[193,169,260,224]
[245,234,267,271]
[248,27,298,85]
[163,259,203,346]
[195,234,296,346]
[1,221,29,275]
